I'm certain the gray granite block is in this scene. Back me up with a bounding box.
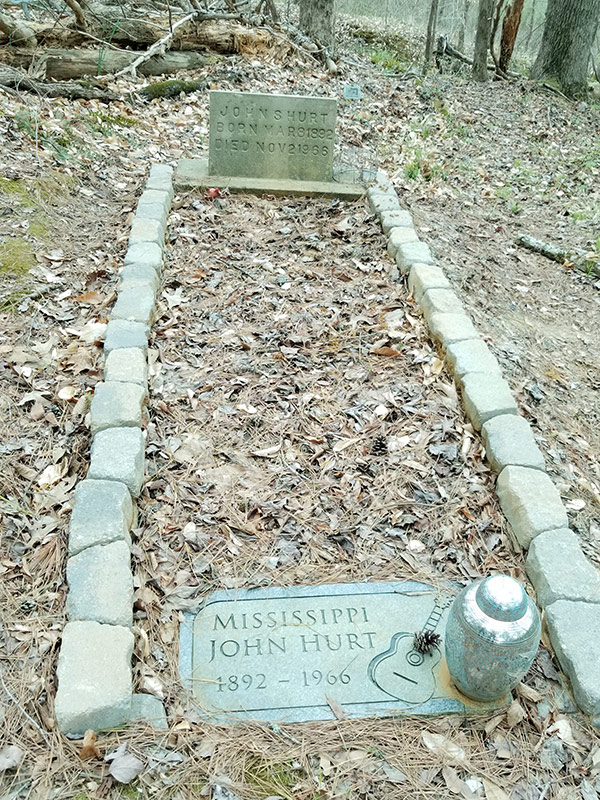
[461,373,518,430]
[129,217,165,250]
[66,541,133,627]
[428,313,479,346]
[446,338,501,379]
[130,694,168,730]
[146,164,174,199]
[395,241,434,274]
[104,348,148,388]
[366,170,393,191]
[527,529,600,606]
[111,285,156,325]
[89,427,145,497]
[137,189,171,218]
[104,320,149,357]
[124,242,163,272]
[90,382,146,435]
[420,288,465,320]
[380,209,413,235]
[496,465,568,548]
[482,414,545,472]
[119,263,160,293]
[149,163,174,181]
[408,264,451,301]
[545,600,600,715]
[369,193,400,216]
[135,202,169,227]
[387,226,419,257]
[55,621,133,737]
[69,479,133,556]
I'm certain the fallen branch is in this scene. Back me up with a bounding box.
[0,65,120,100]
[517,233,600,278]
[441,40,520,78]
[106,10,196,79]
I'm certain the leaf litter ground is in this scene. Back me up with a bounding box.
[1,15,600,800]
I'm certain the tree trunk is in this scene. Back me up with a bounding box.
[457,0,472,52]
[523,0,536,51]
[425,0,440,64]
[532,0,600,96]
[298,0,335,49]
[1,47,213,79]
[499,0,524,74]
[472,0,495,81]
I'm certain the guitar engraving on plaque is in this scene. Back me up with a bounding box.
[367,597,451,704]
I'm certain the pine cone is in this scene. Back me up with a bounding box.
[371,434,388,456]
[413,630,442,655]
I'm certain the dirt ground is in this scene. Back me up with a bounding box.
[1,16,600,800]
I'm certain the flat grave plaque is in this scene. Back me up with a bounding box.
[180,581,507,723]
[209,90,337,182]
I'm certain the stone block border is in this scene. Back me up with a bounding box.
[369,172,600,720]
[54,164,173,737]
[54,166,599,734]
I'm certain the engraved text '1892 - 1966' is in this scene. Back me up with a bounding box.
[184,585,465,722]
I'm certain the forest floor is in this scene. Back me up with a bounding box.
[1,13,600,800]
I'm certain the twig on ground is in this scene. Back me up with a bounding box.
[0,668,57,752]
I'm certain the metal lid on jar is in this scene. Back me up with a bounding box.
[475,575,528,622]
[458,575,540,644]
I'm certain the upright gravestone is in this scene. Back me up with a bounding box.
[209,90,336,183]
[176,90,363,198]
[179,581,507,723]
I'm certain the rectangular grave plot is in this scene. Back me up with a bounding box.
[209,91,337,183]
[179,581,506,723]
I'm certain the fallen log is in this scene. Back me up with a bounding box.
[0,65,119,100]
[2,47,215,79]
[516,233,600,278]
[0,16,272,53]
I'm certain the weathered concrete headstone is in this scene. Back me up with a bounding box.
[209,90,336,182]
[175,90,363,198]
[179,581,506,723]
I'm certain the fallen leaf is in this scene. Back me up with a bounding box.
[79,729,101,760]
[58,385,77,401]
[0,745,24,772]
[37,461,67,488]
[381,762,407,784]
[506,700,526,727]
[373,346,402,357]
[108,752,144,783]
[547,717,581,750]
[140,674,165,700]
[515,682,542,703]
[421,732,466,765]
[442,765,477,799]
[483,779,510,800]
[251,444,281,457]
[75,290,105,305]
[333,437,360,452]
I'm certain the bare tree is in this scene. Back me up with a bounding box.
[425,0,440,65]
[298,0,335,50]
[532,0,600,96]
[498,0,524,74]
[472,0,495,81]
[457,0,472,52]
